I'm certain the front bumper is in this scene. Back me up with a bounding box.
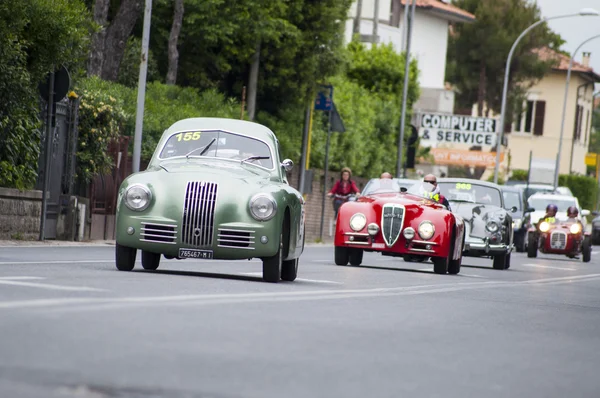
[464,236,511,256]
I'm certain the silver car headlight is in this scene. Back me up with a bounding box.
[249,194,277,221]
[124,184,152,211]
[418,221,435,240]
[486,220,499,233]
[350,213,367,231]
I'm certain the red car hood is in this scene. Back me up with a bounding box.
[358,193,446,211]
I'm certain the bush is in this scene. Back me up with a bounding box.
[510,169,528,181]
[558,174,598,211]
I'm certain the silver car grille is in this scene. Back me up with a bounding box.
[182,181,218,247]
[218,228,255,250]
[140,222,177,244]
[381,204,405,247]
[550,231,567,250]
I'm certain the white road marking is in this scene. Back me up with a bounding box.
[239,272,342,285]
[460,274,486,279]
[0,276,45,280]
[0,279,106,292]
[521,263,576,271]
[0,260,112,265]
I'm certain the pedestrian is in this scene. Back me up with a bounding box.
[327,167,360,218]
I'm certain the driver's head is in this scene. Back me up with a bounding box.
[546,204,558,216]
[423,174,437,192]
[567,205,578,218]
[380,172,393,179]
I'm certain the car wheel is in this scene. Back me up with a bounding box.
[349,249,363,266]
[115,243,136,271]
[334,246,349,266]
[281,258,298,281]
[592,232,600,246]
[141,250,161,270]
[432,256,448,274]
[514,232,525,252]
[492,253,507,270]
[583,237,592,263]
[527,234,538,258]
[262,233,282,283]
[504,253,511,269]
[448,231,463,275]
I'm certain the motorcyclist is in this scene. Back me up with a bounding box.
[327,167,360,218]
[422,174,451,211]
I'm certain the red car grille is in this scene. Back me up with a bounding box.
[550,231,567,250]
[381,204,405,247]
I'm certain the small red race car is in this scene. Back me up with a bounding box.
[527,218,591,262]
[334,179,465,274]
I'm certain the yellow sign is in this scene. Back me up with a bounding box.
[585,153,598,166]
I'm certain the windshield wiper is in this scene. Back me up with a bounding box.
[449,199,476,203]
[185,138,216,158]
[241,155,269,164]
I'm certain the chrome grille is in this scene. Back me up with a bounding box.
[218,228,255,250]
[550,231,567,250]
[140,222,177,244]
[182,181,218,247]
[381,204,404,247]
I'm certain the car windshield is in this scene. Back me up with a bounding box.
[503,191,522,211]
[362,178,416,195]
[159,129,274,169]
[438,182,503,207]
[528,197,577,212]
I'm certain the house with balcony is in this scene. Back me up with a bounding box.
[504,48,600,177]
[345,0,475,113]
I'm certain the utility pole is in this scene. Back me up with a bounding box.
[132,0,153,173]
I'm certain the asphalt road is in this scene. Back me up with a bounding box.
[1,243,600,398]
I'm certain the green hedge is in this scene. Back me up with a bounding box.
[558,174,598,211]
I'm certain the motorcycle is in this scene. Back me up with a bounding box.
[527,217,591,262]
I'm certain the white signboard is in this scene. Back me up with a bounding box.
[417,112,499,147]
[529,158,556,185]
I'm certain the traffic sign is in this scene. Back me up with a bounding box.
[585,153,598,166]
[314,84,333,111]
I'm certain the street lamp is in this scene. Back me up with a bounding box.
[493,8,600,184]
[554,33,600,188]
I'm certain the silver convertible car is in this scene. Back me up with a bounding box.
[115,118,306,283]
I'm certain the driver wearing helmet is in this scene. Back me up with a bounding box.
[423,174,451,211]
[539,204,558,226]
[566,205,579,221]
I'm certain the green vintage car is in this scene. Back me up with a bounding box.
[115,117,305,282]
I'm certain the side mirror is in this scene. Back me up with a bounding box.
[281,159,293,172]
[510,206,518,213]
[525,207,535,213]
[581,209,590,217]
[400,187,408,192]
[593,211,600,216]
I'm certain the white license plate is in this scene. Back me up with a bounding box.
[372,242,386,249]
[178,248,213,259]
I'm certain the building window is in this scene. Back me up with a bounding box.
[514,99,545,135]
[573,105,583,141]
[585,109,591,145]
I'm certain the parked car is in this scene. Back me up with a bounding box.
[437,178,515,270]
[115,117,306,283]
[527,217,591,262]
[591,213,600,244]
[501,185,532,252]
[334,178,465,275]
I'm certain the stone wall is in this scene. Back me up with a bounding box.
[286,168,370,243]
[0,187,42,240]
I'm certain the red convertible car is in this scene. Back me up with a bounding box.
[527,217,591,262]
[334,179,465,274]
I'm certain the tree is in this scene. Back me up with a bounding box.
[447,0,563,119]
[166,0,184,84]
[87,0,143,81]
[0,0,92,189]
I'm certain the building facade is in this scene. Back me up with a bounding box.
[506,48,600,177]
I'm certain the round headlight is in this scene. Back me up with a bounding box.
[367,223,379,236]
[570,223,582,234]
[249,194,277,221]
[349,213,367,231]
[418,221,435,240]
[124,184,152,211]
[403,227,415,240]
[539,221,550,233]
[486,221,499,233]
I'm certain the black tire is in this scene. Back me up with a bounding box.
[349,249,363,266]
[262,233,282,283]
[493,253,507,270]
[432,256,448,274]
[281,258,298,281]
[583,237,592,263]
[514,232,526,252]
[448,231,463,275]
[334,246,349,266]
[115,243,136,271]
[141,250,161,270]
[504,253,511,270]
[527,233,538,258]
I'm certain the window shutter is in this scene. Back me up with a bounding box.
[533,100,545,135]
[573,105,581,140]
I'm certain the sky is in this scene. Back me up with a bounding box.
[535,0,600,81]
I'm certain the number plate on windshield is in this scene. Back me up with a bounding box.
[178,248,213,259]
